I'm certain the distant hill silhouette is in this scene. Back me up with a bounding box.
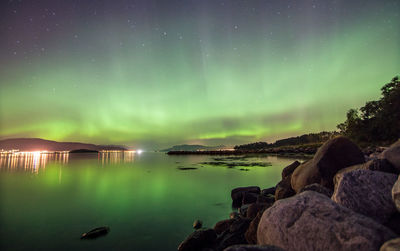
[0,138,127,151]
[161,144,226,152]
[234,131,339,150]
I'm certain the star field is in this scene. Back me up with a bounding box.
[0,0,399,149]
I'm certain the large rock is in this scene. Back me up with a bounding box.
[275,176,295,201]
[382,139,400,171]
[216,218,252,250]
[281,161,300,179]
[261,187,276,196]
[246,203,270,219]
[335,159,398,179]
[332,170,397,223]
[215,219,236,235]
[257,191,396,251]
[224,244,285,251]
[380,238,400,251]
[232,186,261,208]
[178,228,217,251]
[393,175,400,212]
[245,211,263,244]
[299,183,333,197]
[291,136,365,192]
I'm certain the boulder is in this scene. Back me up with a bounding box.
[245,211,263,244]
[291,137,365,192]
[281,161,301,179]
[178,228,217,251]
[382,139,400,171]
[275,176,295,201]
[257,191,396,251]
[224,244,285,251]
[380,238,400,251]
[246,203,269,219]
[216,218,252,250]
[232,186,261,208]
[335,159,398,180]
[243,193,259,205]
[393,175,400,212]
[257,194,275,204]
[299,183,333,197]
[215,219,236,235]
[332,170,397,223]
[261,187,276,196]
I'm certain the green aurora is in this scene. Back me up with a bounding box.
[0,1,399,149]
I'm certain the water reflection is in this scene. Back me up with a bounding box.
[99,151,136,165]
[0,152,69,173]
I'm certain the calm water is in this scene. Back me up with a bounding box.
[0,152,301,251]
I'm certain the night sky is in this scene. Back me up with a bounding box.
[0,0,399,149]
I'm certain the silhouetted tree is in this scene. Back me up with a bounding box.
[337,76,400,144]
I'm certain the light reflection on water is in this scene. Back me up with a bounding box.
[0,151,138,172]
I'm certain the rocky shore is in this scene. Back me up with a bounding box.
[177,137,400,251]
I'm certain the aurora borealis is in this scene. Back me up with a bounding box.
[0,0,399,149]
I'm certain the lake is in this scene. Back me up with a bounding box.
[0,151,302,251]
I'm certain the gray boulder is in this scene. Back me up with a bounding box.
[291,137,365,192]
[393,175,400,212]
[382,139,400,171]
[380,238,400,251]
[257,191,396,251]
[335,159,398,180]
[332,170,397,223]
[224,244,285,251]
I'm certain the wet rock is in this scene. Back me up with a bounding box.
[242,193,259,205]
[261,187,276,196]
[193,219,203,229]
[291,136,365,192]
[245,211,263,244]
[80,226,110,239]
[393,175,400,212]
[335,159,398,180]
[224,244,285,251]
[216,218,252,250]
[275,176,295,201]
[178,228,217,251]
[239,204,251,217]
[332,170,397,223]
[230,212,240,219]
[214,219,235,235]
[382,139,400,171]
[232,186,261,208]
[256,194,275,204]
[246,203,269,219]
[380,238,400,251]
[281,161,300,179]
[299,183,333,197]
[257,191,396,251]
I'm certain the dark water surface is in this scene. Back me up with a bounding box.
[0,152,301,251]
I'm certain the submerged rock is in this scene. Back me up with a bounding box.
[80,226,110,239]
[193,219,203,229]
[332,169,397,223]
[178,228,217,251]
[257,191,396,251]
[291,136,365,192]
